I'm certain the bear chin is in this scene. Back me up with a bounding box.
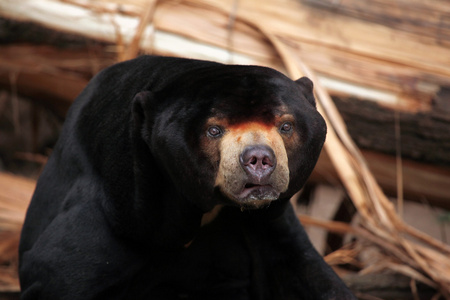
[235,185,280,210]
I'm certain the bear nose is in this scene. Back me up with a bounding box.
[240,145,277,182]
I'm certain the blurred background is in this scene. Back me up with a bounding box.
[0,0,449,299]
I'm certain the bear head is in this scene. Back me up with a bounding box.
[132,64,326,214]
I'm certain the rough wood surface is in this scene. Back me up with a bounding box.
[312,150,450,209]
[303,0,450,44]
[333,97,450,166]
[1,0,449,111]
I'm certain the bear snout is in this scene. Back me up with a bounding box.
[214,122,290,208]
[239,144,277,184]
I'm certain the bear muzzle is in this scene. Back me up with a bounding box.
[237,144,279,204]
[214,124,290,209]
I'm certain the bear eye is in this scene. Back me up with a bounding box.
[207,126,223,138]
[280,122,293,133]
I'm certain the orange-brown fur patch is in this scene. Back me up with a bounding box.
[200,113,299,207]
[214,120,290,203]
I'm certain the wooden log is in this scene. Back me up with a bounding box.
[302,0,450,44]
[333,96,450,166]
[1,0,450,112]
[155,0,450,110]
[312,150,450,210]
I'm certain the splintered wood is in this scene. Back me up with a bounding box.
[1,0,449,111]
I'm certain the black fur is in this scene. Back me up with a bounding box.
[19,56,355,299]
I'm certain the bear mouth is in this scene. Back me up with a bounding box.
[238,183,280,203]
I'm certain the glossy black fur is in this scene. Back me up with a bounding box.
[19,56,355,299]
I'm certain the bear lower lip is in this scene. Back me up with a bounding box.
[238,184,279,201]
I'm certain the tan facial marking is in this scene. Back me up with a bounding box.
[214,121,290,204]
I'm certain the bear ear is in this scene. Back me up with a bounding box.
[295,77,316,107]
[132,91,154,137]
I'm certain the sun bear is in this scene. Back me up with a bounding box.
[19,56,355,299]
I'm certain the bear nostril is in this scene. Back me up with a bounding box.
[262,156,273,167]
[240,145,277,180]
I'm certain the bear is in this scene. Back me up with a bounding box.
[19,55,356,300]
